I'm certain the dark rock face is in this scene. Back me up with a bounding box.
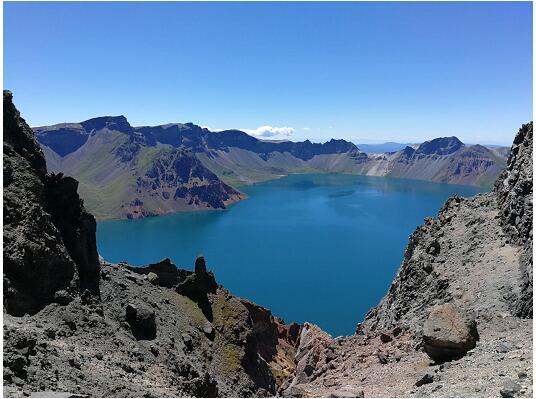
[127,258,187,287]
[4,92,47,174]
[43,173,100,295]
[125,303,157,340]
[422,303,479,362]
[3,90,100,316]
[137,148,243,212]
[34,126,89,157]
[81,115,133,134]
[494,122,533,318]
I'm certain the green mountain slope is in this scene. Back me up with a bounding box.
[41,122,242,220]
[35,118,508,219]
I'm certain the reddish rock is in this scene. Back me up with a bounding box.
[423,303,479,362]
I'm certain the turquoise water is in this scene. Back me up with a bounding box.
[97,174,484,336]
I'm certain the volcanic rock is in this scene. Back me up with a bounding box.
[3,90,99,317]
[125,303,157,340]
[423,303,479,362]
[415,373,434,387]
[500,379,522,398]
[495,122,533,318]
[146,272,159,285]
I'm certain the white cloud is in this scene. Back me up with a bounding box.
[241,125,295,138]
[201,125,223,132]
[303,127,311,131]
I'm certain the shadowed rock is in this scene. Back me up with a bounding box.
[3,90,99,315]
[127,258,188,287]
[176,256,218,321]
[125,303,156,340]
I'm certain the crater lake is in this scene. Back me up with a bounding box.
[97,174,484,336]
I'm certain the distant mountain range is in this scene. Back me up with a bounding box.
[35,116,508,219]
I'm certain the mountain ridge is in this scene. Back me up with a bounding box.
[36,116,508,220]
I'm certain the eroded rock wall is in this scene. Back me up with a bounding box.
[3,90,99,316]
[494,122,533,318]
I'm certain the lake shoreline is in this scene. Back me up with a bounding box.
[97,174,484,336]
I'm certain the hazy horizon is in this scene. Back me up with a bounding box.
[4,2,532,146]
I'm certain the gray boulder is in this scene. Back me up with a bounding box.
[500,379,522,398]
[146,272,159,285]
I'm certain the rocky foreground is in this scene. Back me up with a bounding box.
[3,91,299,397]
[3,89,533,398]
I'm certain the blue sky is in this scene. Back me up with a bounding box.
[4,1,533,145]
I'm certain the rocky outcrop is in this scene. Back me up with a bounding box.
[422,303,479,362]
[240,299,302,388]
[494,122,533,318]
[44,173,100,294]
[281,323,333,393]
[3,258,286,397]
[3,90,99,316]
[126,258,188,287]
[3,92,302,398]
[357,197,459,334]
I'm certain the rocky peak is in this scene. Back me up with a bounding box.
[4,90,47,175]
[80,115,133,134]
[322,138,359,153]
[207,129,260,149]
[400,145,416,157]
[415,136,464,156]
